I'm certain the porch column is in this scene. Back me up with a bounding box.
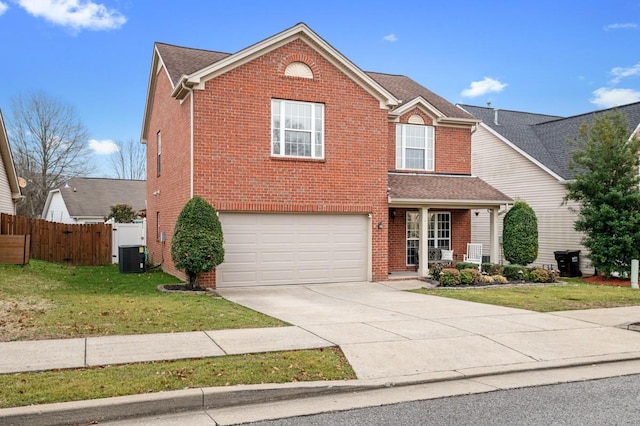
[489,207,500,264]
[419,207,429,277]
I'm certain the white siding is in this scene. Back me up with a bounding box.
[44,192,74,223]
[471,125,593,274]
[0,152,14,214]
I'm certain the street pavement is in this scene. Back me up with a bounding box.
[3,280,640,425]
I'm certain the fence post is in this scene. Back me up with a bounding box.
[631,260,639,289]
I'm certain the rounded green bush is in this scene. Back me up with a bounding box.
[502,264,526,280]
[503,201,538,266]
[171,196,224,288]
[528,268,549,283]
[439,268,460,286]
[459,268,478,285]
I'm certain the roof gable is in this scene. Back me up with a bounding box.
[142,23,475,141]
[170,23,398,108]
[368,73,475,121]
[460,102,640,180]
[43,178,146,219]
[155,43,230,88]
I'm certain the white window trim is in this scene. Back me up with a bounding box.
[428,212,451,250]
[396,124,434,171]
[271,99,324,159]
[406,211,420,266]
[156,131,161,177]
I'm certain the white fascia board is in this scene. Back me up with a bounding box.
[0,110,20,196]
[141,47,165,144]
[629,122,640,141]
[478,122,567,183]
[389,198,511,209]
[389,97,478,127]
[41,189,59,219]
[389,97,445,120]
[178,23,398,109]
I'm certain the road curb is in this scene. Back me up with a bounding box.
[4,354,640,426]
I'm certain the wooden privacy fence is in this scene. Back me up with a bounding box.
[0,213,112,266]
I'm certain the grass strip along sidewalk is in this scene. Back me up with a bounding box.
[1,348,354,408]
[0,261,355,408]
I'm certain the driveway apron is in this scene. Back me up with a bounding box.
[217,281,640,380]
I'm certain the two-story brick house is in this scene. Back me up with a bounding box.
[141,23,511,288]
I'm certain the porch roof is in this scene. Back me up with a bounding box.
[388,173,513,208]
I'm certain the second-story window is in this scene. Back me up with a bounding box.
[395,124,434,170]
[271,99,324,159]
[156,131,162,176]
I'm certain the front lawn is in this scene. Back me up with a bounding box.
[0,260,356,409]
[414,279,640,312]
[0,260,287,341]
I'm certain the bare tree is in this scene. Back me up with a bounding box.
[108,138,146,180]
[9,91,93,217]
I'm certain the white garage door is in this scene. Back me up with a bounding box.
[217,213,368,287]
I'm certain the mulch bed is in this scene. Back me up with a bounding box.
[583,275,632,287]
[157,284,218,294]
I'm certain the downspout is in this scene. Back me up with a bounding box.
[184,82,194,199]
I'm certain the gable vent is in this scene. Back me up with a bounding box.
[408,114,425,125]
[285,62,313,79]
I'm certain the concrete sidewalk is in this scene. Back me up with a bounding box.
[4,280,640,425]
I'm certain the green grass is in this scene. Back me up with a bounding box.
[0,348,356,408]
[413,280,640,312]
[0,260,287,341]
[0,260,355,408]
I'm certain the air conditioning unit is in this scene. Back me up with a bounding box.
[119,245,145,273]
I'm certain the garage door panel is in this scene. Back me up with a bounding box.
[224,253,257,263]
[218,270,257,284]
[298,252,330,261]
[217,213,368,287]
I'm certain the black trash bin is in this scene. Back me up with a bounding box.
[554,250,582,277]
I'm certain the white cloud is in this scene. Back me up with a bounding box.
[610,63,640,84]
[461,77,508,98]
[604,23,638,31]
[0,2,8,15]
[590,87,640,108]
[16,0,126,31]
[89,139,119,155]
[383,33,398,42]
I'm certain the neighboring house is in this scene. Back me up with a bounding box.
[0,109,23,214]
[42,178,146,224]
[459,102,640,274]
[142,23,511,288]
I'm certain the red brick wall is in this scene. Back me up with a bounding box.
[388,208,411,272]
[145,67,192,282]
[451,210,471,261]
[152,39,391,287]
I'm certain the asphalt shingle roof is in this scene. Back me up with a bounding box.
[59,178,146,218]
[461,103,640,180]
[388,173,512,203]
[154,43,472,121]
[155,43,230,87]
[366,72,474,120]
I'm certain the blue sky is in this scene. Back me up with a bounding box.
[0,0,639,177]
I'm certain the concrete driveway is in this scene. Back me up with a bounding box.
[218,280,640,381]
